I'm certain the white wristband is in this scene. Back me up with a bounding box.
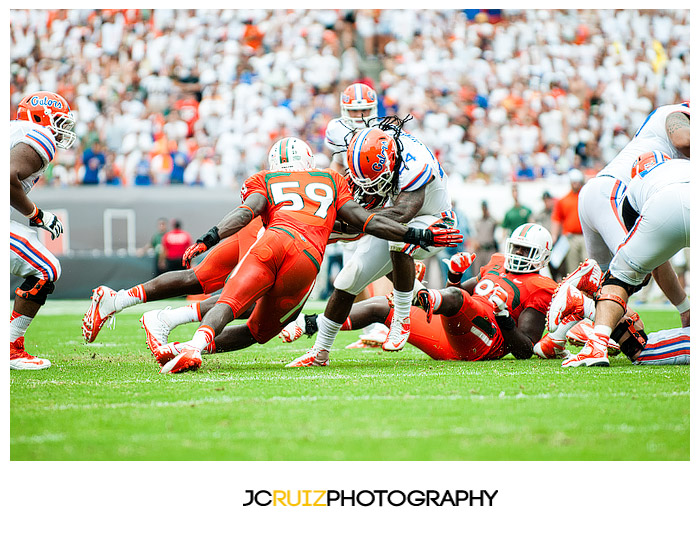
[675,296,690,314]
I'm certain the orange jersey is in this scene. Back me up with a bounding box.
[241,168,353,256]
[474,253,557,321]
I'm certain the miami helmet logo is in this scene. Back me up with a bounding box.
[371,139,389,173]
[29,96,64,109]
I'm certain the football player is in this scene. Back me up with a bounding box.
[153,137,462,373]
[562,155,690,367]
[284,120,457,366]
[10,91,76,370]
[296,223,557,362]
[577,102,689,323]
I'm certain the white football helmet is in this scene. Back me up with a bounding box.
[268,137,315,172]
[505,223,553,273]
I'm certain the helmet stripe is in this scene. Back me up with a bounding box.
[519,223,534,237]
[354,83,362,102]
[351,129,372,179]
[280,138,288,163]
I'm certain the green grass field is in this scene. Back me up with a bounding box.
[10,300,689,461]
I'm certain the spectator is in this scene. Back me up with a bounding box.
[550,169,587,278]
[81,141,106,185]
[471,200,499,274]
[137,218,168,277]
[160,220,192,273]
[501,184,533,239]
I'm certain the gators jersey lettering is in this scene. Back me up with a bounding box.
[241,168,353,256]
[475,253,557,321]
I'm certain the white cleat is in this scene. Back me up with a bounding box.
[382,315,410,352]
[560,258,602,297]
[140,308,173,356]
[286,347,330,367]
[533,334,570,359]
[159,344,202,374]
[562,342,610,368]
[10,338,51,370]
[547,283,585,333]
[82,285,117,343]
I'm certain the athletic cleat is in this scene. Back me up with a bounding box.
[562,341,610,368]
[10,338,51,370]
[415,260,427,282]
[140,308,172,356]
[82,285,117,343]
[533,333,569,359]
[382,315,410,352]
[547,283,585,332]
[345,323,390,349]
[286,347,330,367]
[159,345,202,374]
[345,339,373,349]
[279,313,318,343]
[560,258,602,297]
[566,319,621,354]
[152,342,183,367]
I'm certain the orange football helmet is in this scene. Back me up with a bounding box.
[340,83,378,127]
[346,127,397,196]
[631,150,670,180]
[16,91,76,149]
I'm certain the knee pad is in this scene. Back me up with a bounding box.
[600,270,649,297]
[16,276,55,305]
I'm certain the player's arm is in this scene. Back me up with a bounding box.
[10,143,64,239]
[501,307,546,360]
[337,200,462,249]
[368,183,427,222]
[665,111,690,158]
[182,194,268,268]
[652,261,689,327]
[10,143,43,216]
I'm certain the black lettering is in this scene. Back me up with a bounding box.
[426,490,440,506]
[440,490,457,506]
[255,490,271,506]
[375,490,389,506]
[327,490,339,505]
[484,490,498,506]
[469,490,485,507]
[387,490,406,506]
[407,490,425,506]
[340,489,355,506]
[242,490,255,506]
[455,490,469,505]
[356,490,374,506]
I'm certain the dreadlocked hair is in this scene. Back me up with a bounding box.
[375,114,413,197]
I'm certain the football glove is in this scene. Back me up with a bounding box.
[29,208,63,240]
[182,226,220,268]
[414,288,438,323]
[442,252,476,275]
[403,223,463,250]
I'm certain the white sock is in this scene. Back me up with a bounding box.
[114,288,144,313]
[160,303,200,328]
[190,325,215,352]
[10,314,32,343]
[393,289,413,320]
[583,296,596,320]
[314,314,342,351]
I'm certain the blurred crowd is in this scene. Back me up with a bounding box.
[10,8,690,192]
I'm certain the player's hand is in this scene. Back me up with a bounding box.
[488,286,509,317]
[414,288,437,323]
[680,309,690,328]
[404,223,463,250]
[29,208,63,240]
[182,243,208,268]
[427,222,463,248]
[442,252,476,275]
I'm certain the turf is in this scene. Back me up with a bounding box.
[10,301,689,461]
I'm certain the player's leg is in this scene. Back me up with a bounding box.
[289,235,393,365]
[10,221,60,370]
[632,327,689,365]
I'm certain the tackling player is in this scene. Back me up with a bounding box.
[284,119,457,366]
[10,91,76,370]
[154,137,462,373]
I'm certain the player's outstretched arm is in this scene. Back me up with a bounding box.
[665,111,690,158]
[182,194,268,268]
[337,200,462,248]
[367,186,426,222]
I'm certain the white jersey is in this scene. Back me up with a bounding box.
[625,159,690,214]
[390,131,453,220]
[324,117,356,168]
[10,119,57,195]
[597,103,690,186]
